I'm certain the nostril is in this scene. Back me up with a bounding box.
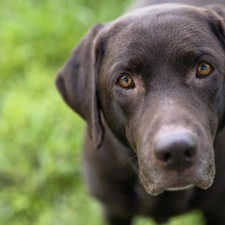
[164,152,171,162]
[157,152,171,162]
[185,150,192,161]
[184,148,196,161]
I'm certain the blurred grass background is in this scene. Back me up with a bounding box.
[0,0,204,224]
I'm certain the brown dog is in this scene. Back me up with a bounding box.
[55,0,225,224]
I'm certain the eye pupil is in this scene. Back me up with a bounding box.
[200,64,209,71]
[122,76,129,83]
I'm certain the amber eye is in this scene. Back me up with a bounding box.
[117,74,134,89]
[197,62,213,77]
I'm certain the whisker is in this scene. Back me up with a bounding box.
[129,161,140,185]
[122,155,138,168]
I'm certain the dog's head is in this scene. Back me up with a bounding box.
[55,4,225,195]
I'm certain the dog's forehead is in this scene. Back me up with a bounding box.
[114,6,208,47]
[115,6,208,44]
[102,4,219,71]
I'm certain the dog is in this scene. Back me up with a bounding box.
[55,0,225,224]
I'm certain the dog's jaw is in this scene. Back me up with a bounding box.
[138,159,215,196]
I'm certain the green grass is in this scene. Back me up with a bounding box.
[0,0,204,224]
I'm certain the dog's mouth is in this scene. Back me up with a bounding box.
[139,167,215,196]
[166,178,195,191]
[166,184,194,192]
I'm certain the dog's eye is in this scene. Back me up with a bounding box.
[117,74,135,89]
[197,62,213,77]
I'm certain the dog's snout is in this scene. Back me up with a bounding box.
[154,132,197,172]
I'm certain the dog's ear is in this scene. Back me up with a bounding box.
[55,24,106,149]
[205,5,225,40]
[204,5,225,131]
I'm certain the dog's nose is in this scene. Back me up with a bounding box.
[154,132,197,172]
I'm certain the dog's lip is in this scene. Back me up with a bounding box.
[145,176,213,195]
[139,170,200,196]
[143,178,196,196]
[166,184,194,191]
[166,179,195,191]
[139,164,215,196]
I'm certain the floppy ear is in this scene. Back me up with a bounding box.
[204,5,225,131]
[55,24,106,149]
[205,4,225,40]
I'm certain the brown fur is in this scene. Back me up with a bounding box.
[55,1,225,224]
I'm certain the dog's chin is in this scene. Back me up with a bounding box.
[139,169,215,196]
